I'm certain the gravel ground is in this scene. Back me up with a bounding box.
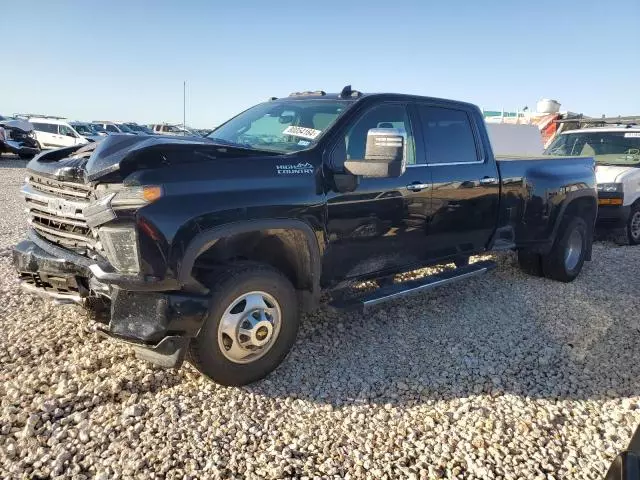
[1,153,640,479]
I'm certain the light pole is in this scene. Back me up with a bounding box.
[183,81,186,136]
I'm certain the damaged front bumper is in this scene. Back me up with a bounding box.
[1,139,40,157]
[13,233,210,368]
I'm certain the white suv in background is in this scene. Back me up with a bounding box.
[545,125,640,244]
[150,123,195,136]
[29,118,89,149]
[91,121,136,135]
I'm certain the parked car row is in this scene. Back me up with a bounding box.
[0,113,213,157]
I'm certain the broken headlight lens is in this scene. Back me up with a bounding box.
[85,185,163,228]
[98,226,140,273]
[111,185,163,208]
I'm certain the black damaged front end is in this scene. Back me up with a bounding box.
[12,138,213,368]
[0,122,40,157]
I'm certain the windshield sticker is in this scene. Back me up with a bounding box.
[297,140,311,147]
[625,132,640,138]
[282,125,322,140]
[276,162,314,175]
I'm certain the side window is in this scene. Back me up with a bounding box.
[59,125,75,137]
[106,124,118,132]
[341,104,416,165]
[418,106,479,164]
[32,122,55,134]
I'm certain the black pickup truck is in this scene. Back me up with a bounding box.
[13,87,597,385]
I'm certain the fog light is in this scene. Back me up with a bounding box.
[99,226,140,273]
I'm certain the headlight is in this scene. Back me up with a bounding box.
[84,185,163,227]
[98,226,140,273]
[111,185,163,208]
[597,183,623,192]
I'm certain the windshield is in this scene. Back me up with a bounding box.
[207,100,352,153]
[125,123,149,133]
[72,124,95,135]
[545,131,640,166]
[116,123,134,133]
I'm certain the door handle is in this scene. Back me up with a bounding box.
[406,183,430,191]
[479,176,498,186]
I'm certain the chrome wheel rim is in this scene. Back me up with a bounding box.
[630,211,640,241]
[217,291,281,364]
[564,228,583,271]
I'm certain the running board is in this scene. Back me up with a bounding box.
[329,260,496,312]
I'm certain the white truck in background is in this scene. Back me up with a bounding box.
[545,125,640,244]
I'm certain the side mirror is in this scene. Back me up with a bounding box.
[344,128,407,178]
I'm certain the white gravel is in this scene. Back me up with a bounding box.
[1,152,640,479]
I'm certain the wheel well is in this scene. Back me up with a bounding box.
[563,196,597,225]
[192,229,315,293]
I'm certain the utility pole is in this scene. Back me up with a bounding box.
[183,81,186,136]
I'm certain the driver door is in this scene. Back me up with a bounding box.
[322,102,432,286]
[58,125,80,146]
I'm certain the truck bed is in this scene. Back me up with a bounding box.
[496,155,595,247]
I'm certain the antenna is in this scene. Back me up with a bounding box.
[340,85,352,98]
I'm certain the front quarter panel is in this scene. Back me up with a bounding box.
[617,169,640,206]
[129,153,326,283]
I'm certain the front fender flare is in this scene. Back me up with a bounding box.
[176,219,322,296]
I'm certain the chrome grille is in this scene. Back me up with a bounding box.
[24,175,94,254]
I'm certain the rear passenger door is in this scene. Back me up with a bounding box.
[416,104,500,258]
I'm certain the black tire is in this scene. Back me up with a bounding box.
[542,216,588,282]
[517,250,543,276]
[454,256,470,268]
[18,153,34,159]
[189,262,299,386]
[625,204,640,245]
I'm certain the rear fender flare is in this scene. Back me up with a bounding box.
[549,191,597,258]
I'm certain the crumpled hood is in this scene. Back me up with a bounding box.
[85,133,211,180]
[595,165,636,184]
[0,118,33,133]
[28,133,280,183]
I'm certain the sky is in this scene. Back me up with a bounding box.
[2,0,639,128]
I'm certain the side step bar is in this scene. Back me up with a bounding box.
[329,260,496,312]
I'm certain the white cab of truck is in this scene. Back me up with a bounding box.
[544,126,640,244]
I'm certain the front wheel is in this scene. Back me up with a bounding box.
[626,204,640,245]
[189,263,300,386]
[542,216,588,282]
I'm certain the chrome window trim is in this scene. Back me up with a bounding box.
[407,160,485,167]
